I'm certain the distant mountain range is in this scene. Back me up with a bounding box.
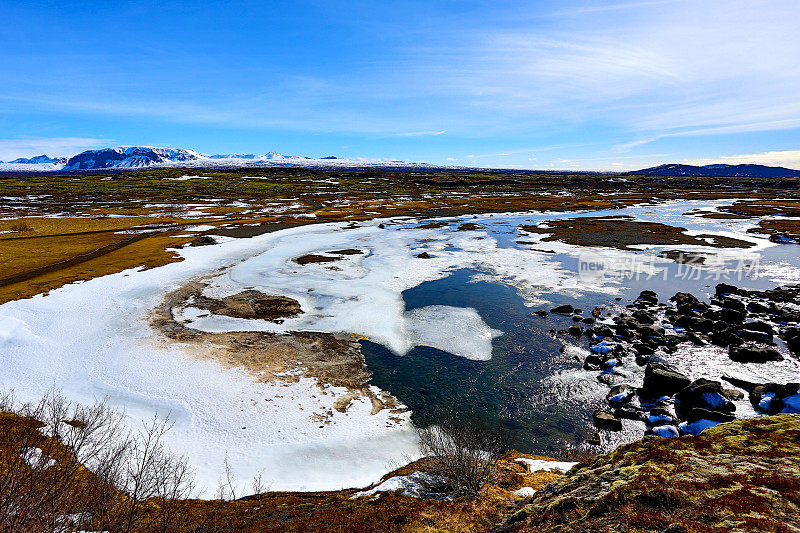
[1,147,799,176]
[8,155,67,165]
[628,163,800,178]
[0,146,416,171]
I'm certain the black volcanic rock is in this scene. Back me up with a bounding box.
[729,344,783,363]
[643,363,691,398]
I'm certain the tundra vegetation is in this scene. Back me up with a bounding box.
[1,168,800,531]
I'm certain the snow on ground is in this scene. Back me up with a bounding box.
[0,224,423,496]
[350,471,447,500]
[0,199,793,496]
[514,458,578,473]
[21,447,56,469]
[165,175,213,181]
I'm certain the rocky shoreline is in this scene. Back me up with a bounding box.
[542,283,800,440]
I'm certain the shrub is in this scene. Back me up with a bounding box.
[0,389,197,532]
[416,412,510,499]
[9,221,32,232]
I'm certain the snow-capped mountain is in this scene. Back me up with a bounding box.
[0,145,430,172]
[64,146,205,170]
[8,155,67,165]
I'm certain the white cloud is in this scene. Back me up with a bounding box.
[391,130,446,137]
[686,150,800,170]
[0,137,112,161]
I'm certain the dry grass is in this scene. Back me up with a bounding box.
[0,399,566,533]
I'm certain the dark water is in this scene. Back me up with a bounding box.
[362,212,800,456]
[362,269,603,455]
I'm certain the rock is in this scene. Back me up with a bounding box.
[633,342,655,355]
[551,304,574,315]
[592,306,604,318]
[614,405,646,422]
[596,372,630,387]
[736,328,773,343]
[749,382,800,414]
[593,325,615,339]
[672,291,707,310]
[633,310,655,325]
[638,324,666,338]
[687,332,707,346]
[583,354,603,371]
[606,384,635,406]
[747,300,772,314]
[719,307,747,324]
[643,363,692,398]
[568,325,583,336]
[534,310,548,318]
[723,389,744,401]
[743,320,773,334]
[416,251,431,258]
[636,290,659,306]
[783,327,800,356]
[675,378,736,421]
[729,344,783,364]
[573,309,583,315]
[715,283,740,297]
[721,371,763,390]
[679,418,721,436]
[710,323,738,347]
[719,297,747,312]
[692,318,714,334]
[582,317,595,325]
[572,315,583,322]
[592,410,623,431]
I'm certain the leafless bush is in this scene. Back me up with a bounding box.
[115,415,197,532]
[215,454,238,502]
[416,412,510,499]
[0,389,198,533]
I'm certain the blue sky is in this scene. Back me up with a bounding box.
[2,0,800,170]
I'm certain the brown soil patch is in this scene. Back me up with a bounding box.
[191,290,303,321]
[294,253,342,265]
[716,199,800,217]
[457,222,484,231]
[329,248,364,255]
[749,219,800,241]
[658,250,708,264]
[520,216,755,250]
[418,220,453,229]
[151,282,399,415]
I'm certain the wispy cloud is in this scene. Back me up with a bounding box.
[1,0,798,169]
[0,137,112,161]
[390,130,446,137]
[550,0,683,17]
